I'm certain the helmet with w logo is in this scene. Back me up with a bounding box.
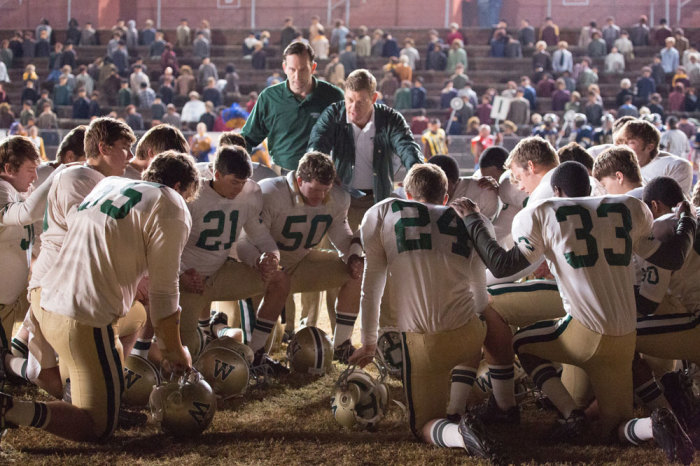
[123,354,161,407]
[194,345,250,399]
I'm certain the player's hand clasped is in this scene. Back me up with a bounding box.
[347,343,376,368]
[180,268,206,294]
[257,252,281,281]
[347,254,364,279]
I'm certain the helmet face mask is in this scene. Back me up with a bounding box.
[375,331,403,378]
[330,364,390,429]
[287,326,333,376]
[149,368,217,437]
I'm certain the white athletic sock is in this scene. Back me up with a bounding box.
[447,365,476,416]
[333,312,357,348]
[10,335,28,358]
[249,318,275,352]
[430,419,465,448]
[6,399,50,428]
[131,338,152,358]
[488,364,516,409]
[6,354,27,380]
[541,376,578,419]
[216,326,239,339]
[623,417,654,444]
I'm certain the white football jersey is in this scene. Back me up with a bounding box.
[195,161,277,183]
[0,180,35,303]
[640,209,700,312]
[30,165,105,290]
[452,177,499,219]
[640,152,693,195]
[359,198,487,345]
[41,177,191,327]
[512,195,658,336]
[181,178,277,277]
[237,172,360,269]
[31,163,58,255]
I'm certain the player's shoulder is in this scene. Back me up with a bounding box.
[258,175,287,195]
[329,184,350,208]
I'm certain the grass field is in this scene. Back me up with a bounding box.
[0,296,695,465]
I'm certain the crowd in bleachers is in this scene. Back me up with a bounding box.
[0,15,698,165]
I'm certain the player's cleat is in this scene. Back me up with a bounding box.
[208,311,229,339]
[333,340,356,364]
[544,409,588,444]
[252,349,289,377]
[0,392,17,431]
[118,407,148,429]
[651,407,695,466]
[472,395,521,425]
[661,371,700,427]
[458,411,503,463]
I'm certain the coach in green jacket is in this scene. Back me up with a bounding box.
[308,69,424,228]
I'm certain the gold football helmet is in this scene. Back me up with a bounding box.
[122,354,161,407]
[286,326,333,376]
[194,346,249,399]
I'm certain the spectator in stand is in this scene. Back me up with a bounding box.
[0,61,8,85]
[80,21,97,46]
[446,22,465,46]
[252,42,267,70]
[118,79,132,107]
[130,64,149,94]
[311,26,330,60]
[280,17,298,51]
[190,122,213,161]
[35,30,50,58]
[354,26,371,58]
[551,78,570,110]
[197,56,218,86]
[425,29,443,59]
[0,83,9,104]
[668,83,686,112]
[520,76,537,109]
[75,65,94,97]
[536,72,556,97]
[532,40,551,72]
[242,31,257,58]
[578,21,596,50]
[377,72,398,105]
[648,93,665,119]
[19,100,35,125]
[615,30,634,60]
[125,104,144,131]
[150,95,166,121]
[140,19,156,46]
[162,103,181,129]
[112,41,129,77]
[683,44,699,68]
[193,31,210,59]
[576,57,598,92]
[106,32,121,59]
[324,54,345,87]
[0,40,12,69]
[654,18,673,46]
[53,76,71,106]
[506,87,530,126]
[330,19,349,53]
[160,43,179,74]
[382,32,400,58]
[36,103,57,129]
[410,108,429,134]
[370,29,385,57]
[660,37,680,79]
[102,68,121,105]
[565,90,582,112]
[605,46,625,73]
[202,77,222,107]
[0,103,14,128]
[46,42,64,82]
[181,90,206,128]
[198,101,217,131]
[421,118,448,158]
[340,43,358,77]
[27,125,46,161]
[617,94,639,118]
[393,80,412,110]
[440,81,457,109]
[661,116,691,157]
[59,65,76,93]
[501,80,517,99]
[66,19,82,47]
[630,15,650,47]
[22,31,35,60]
[159,76,174,105]
[518,19,535,48]
[587,30,607,58]
[450,62,469,90]
[552,41,573,75]
[505,34,523,58]
[685,87,698,112]
[8,31,23,60]
[471,124,494,166]
[427,42,447,71]
[411,77,427,109]
[22,65,38,85]
[446,39,467,73]
[72,88,90,119]
[125,20,138,49]
[490,28,508,57]
[309,15,323,42]
[196,19,211,41]
[393,56,413,83]
[476,94,493,125]
[400,39,420,70]
[150,31,166,59]
[175,65,197,96]
[35,89,52,113]
[223,64,240,96]
[112,18,127,37]
[138,82,156,109]
[616,78,634,107]
[672,66,690,88]
[678,114,697,139]
[176,19,191,47]
[539,17,559,47]
[601,17,620,52]
[245,91,257,113]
